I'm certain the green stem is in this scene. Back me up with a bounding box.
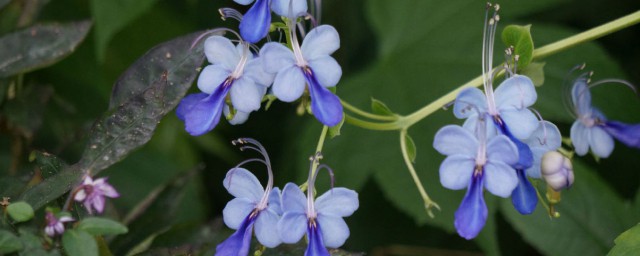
[400,129,440,218]
[301,125,329,192]
[341,99,398,121]
[344,114,401,131]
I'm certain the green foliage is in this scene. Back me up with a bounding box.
[7,201,34,222]
[370,98,394,116]
[328,116,345,138]
[62,230,98,256]
[608,223,640,256]
[0,230,23,254]
[77,217,128,236]
[521,61,546,86]
[403,133,417,163]
[501,25,534,69]
[0,21,91,77]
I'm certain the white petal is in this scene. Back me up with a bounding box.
[197,65,230,94]
[222,198,256,229]
[204,36,240,70]
[301,25,340,61]
[223,168,265,202]
[439,155,475,190]
[308,56,341,88]
[272,66,306,102]
[314,188,358,217]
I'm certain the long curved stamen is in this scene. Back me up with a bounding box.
[289,18,308,67]
[305,152,332,219]
[529,108,549,146]
[230,43,250,79]
[588,78,638,95]
[231,138,274,210]
[219,8,244,22]
[189,28,232,50]
[475,116,488,167]
[482,4,500,115]
[562,64,587,119]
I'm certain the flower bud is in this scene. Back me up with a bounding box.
[541,151,574,191]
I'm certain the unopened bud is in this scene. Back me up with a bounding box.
[541,151,574,191]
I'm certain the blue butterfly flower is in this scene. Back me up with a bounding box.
[233,0,272,43]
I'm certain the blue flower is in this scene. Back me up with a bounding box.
[216,138,283,256]
[277,161,358,255]
[260,24,343,127]
[177,36,274,136]
[234,0,272,43]
[569,74,640,158]
[433,124,519,239]
[271,0,308,18]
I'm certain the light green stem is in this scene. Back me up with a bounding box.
[400,129,440,218]
[301,125,329,192]
[341,99,398,121]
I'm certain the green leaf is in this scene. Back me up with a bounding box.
[608,223,640,256]
[62,230,98,256]
[501,24,534,69]
[0,230,22,254]
[0,20,91,77]
[31,151,68,179]
[78,31,208,174]
[1,85,53,139]
[371,98,394,116]
[19,165,83,211]
[90,0,159,62]
[501,160,635,256]
[77,217,128,236]
[328,116,345,139]
[7,201,34,222]
[403,132,417,163]
[520,61,545,86]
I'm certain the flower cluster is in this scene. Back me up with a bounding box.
[216,139,358,256]
[434,4,565,239]
[177,0,343,136]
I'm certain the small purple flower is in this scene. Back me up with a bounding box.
[433,123,519,239]
[569,73,640,158]
[278,157,358,255]
[216,138,283,256]
[177,36,274,136]
[260,24,343,127]
[73,176,119,214]
[234,0,272,43]
[45,211,74,237]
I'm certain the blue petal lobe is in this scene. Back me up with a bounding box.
[604,121,640,149]
[494,118,533,169]
[239,0,271,43]
[454,175,487,240]
[215,214,256,256]
[511,169,538,215]
[180,84,231,136]
[176,93,208,121]
[305,68,343,127]
[306,223,330,256]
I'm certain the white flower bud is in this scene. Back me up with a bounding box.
[541,151,574,191]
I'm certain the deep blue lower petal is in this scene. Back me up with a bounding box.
[454,175,487,240]
[182,85,231,136]
[510,169,538,215]
[216,214,256,256]
[239,0,271,43]
[603,121,640,148]
[176,93,208,121]
[494,117,534,169]
[306,222,330,256]
[304,68,343,127]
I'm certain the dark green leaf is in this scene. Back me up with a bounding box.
[500,160,635,256]
[77,217,128,236]
[19,165,83,211]
[328,116,345,139]
[403,132,417,163]
[370,98,394,116]
[0,230,22,254]
[31,151,67,179]
[521,61,545,86]
[79,31,208,174]
[2,85,53,139]
[17,228,61,256]
[90,0,159,62]
[7,201,34,222]
[501,24,534,69]
[0,20,91,77]
[608,223,640,256]
[62,230,98,256]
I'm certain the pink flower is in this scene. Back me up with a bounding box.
[45,212,74,237]
[73,176,120,214]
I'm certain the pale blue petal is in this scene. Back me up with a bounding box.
[222,198,255,229]
[306,224,330,256]
[486,135,519,166]
[524,121,561,151]
[571,77,592,117]
[314,188,358,217]
[239,0,271,43]
[462,115,500,140]
[204,36,240,71]
[197,65,230,94]
[510,169,538,215]
[433,125,478,157]
[454,87,487,119]
[234,0,254,5]
[439,155,475,190]
[571,121,590,156]
[526,147,547,179]
[223,106,251,125]
[494,75,537,111]
[604,121,640,148]
[454,175,487,240]
[272,66,305,102]
[272,0,308,18]
[590,126,614,158]
[306,71,343,126]
[231,77,263,112]
[268,187,283,215]
[244,57,275,86]
[317,214,349,248]
[483,162,518,198]
[223,168,264,202]
[301,25,340,61]
[215,215,255,256]
[281,183,306,213]
[277,212,307,243]
[499,109,538,140]
[307,56,341,87]
[255,209,282,247]
[259,42,295,74]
